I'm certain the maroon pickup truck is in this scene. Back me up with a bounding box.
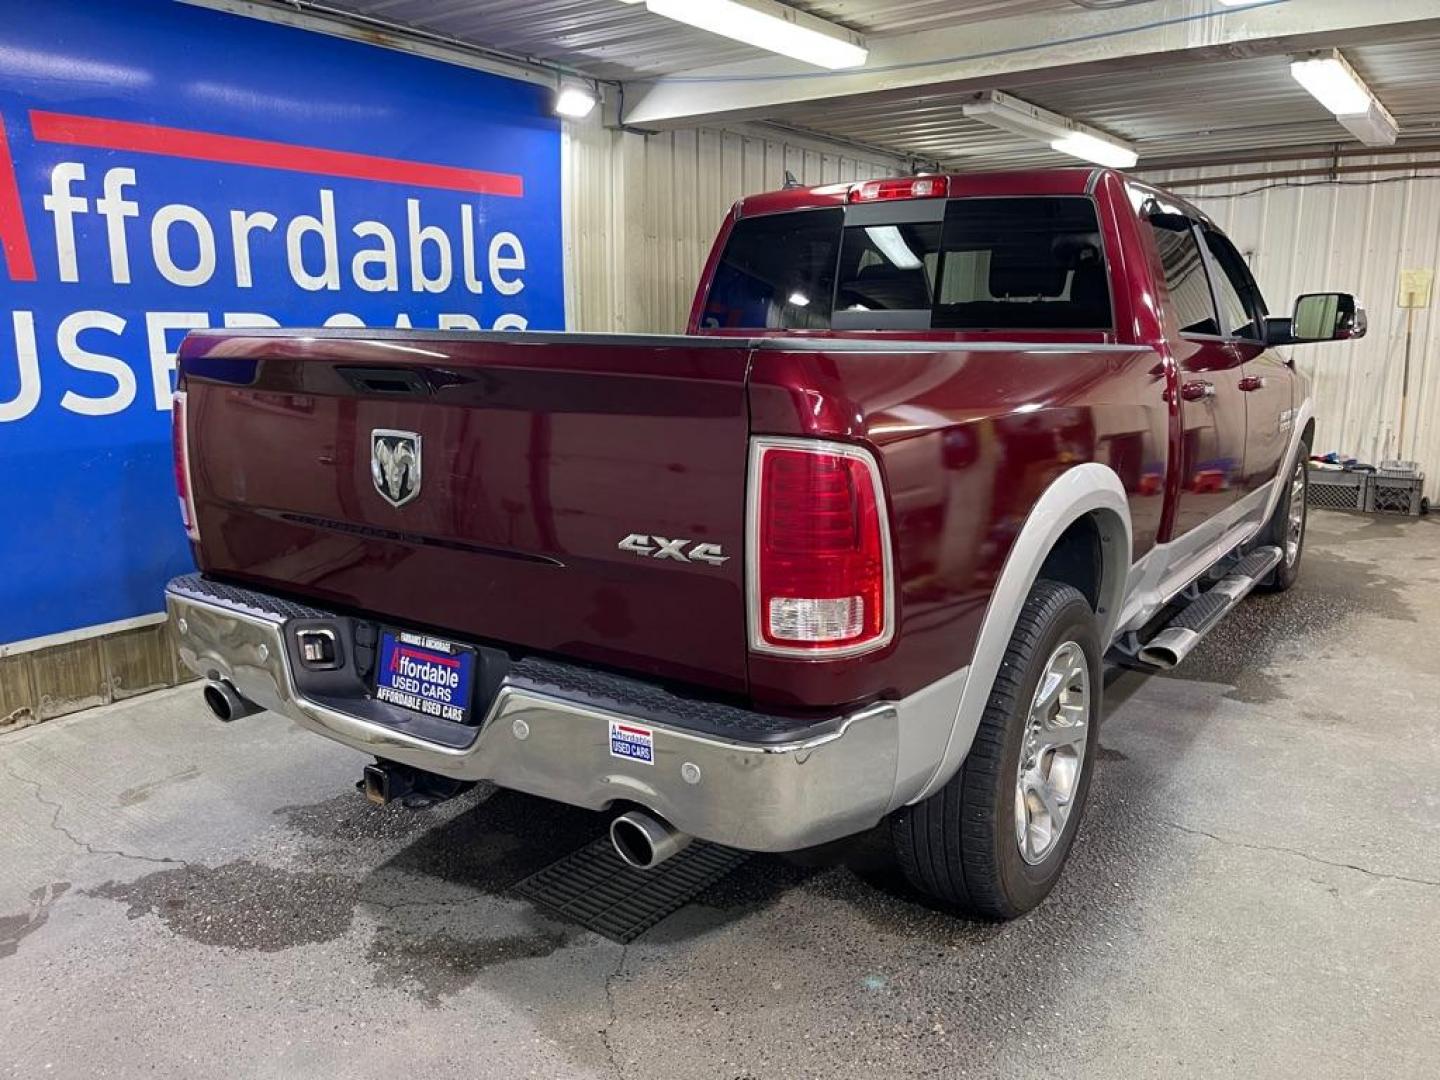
[165,168,1364,918]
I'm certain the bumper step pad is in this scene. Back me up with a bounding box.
[515,838,748,943]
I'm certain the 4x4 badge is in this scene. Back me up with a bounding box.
[617,533,728,565]
[371,429,422,508]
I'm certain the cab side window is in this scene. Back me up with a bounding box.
[1201,228,1265,341]
[1144,213,1219,336]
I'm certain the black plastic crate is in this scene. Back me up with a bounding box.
[1307,468,1367,511]
[1366,472,1425,515]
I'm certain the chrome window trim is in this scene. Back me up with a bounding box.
[745,435,897,660]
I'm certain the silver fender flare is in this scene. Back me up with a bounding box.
[906,463,1133,805]
[1259,397,1315,527]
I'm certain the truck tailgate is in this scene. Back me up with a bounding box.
[178,330,754,694]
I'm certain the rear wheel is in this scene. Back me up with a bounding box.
[891,580,1099,919]
[1258,441,1309,593]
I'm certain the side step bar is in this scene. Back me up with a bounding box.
[1137,546,1283,670]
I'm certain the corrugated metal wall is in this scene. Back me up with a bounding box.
[1155,158,1440,501]
[563,114,901,334]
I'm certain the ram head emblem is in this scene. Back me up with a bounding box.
[371,430,422,508]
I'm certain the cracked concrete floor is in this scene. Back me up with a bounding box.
[2,509,1438,1079]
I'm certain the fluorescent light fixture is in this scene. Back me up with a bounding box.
[963,90,1139,169]
[962,92,1067,141]
[1290,52,1371,115]
[643,0,868,70]
[1338,100,1399,147]
[865,226,922,270]
[1290,50,1399,146]
[1050,132,1138,169]
[554,83,597,119]
[786,292,811,307]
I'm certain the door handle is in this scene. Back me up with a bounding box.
[1180,381,1217,402]
[1238,375,1266,392]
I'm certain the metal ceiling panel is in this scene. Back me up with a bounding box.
[330,0,758,78]
[304,0,1078,79]
[774,35,1440,170]
[796,0,1077,34]
[281,2,1440,167]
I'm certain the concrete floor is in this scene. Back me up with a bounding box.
[2,508,1438,1080]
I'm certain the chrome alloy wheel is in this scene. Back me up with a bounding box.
[1285,458,1307,566]
[1015,641,1091,866]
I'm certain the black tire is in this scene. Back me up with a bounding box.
[1257,440,1310,593]
[891,580,1100,919]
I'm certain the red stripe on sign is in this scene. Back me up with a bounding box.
[398,646,460,667]
[0,116,36,282]
[616,725,651,736]
[29,110,524,198]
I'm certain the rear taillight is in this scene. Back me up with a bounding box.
[748,438,894,657]
[171,390,199,541]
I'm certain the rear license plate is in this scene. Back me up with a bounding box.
[374,630,476,724]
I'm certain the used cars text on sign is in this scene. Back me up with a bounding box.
[0,0,565,643]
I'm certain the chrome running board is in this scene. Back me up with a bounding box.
[1133,546,1283,670]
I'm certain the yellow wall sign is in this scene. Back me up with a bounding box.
[1398,268,1434,309]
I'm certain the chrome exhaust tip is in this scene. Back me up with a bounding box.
[610,810,691,870]
[1137,627,1199,670]
[202,679,261,723]
[1136,645,1180,670]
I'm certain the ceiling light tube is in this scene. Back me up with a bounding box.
[1050,132,1138,169]
[644,0,868,70]
[1290,49,1399,147]
[963,90,1138,169]
[1290,51,1373,116]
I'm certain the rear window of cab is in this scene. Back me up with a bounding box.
[700,197,1112,333]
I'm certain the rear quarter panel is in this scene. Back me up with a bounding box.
[747,344,1168,706]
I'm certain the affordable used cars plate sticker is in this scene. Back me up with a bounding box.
[609,720,655,765]
[375,630,475,724]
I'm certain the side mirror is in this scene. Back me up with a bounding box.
[1268,292,1367,345]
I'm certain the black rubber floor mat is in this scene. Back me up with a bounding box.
[514,837,749,943]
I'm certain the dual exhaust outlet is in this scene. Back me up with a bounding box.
[609,810,691,870]
[359,766,691,868]
[202,679,263,723]
[203,680,691,870]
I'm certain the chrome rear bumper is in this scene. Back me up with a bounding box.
[166,576,964,852]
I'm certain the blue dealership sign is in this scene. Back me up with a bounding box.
[0,0,564,643]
